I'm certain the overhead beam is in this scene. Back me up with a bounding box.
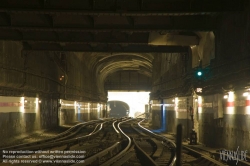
[87,16,95,27]
[0,25,215,32]
[44,14,54,27]
[0,0,246,14]
[0,14,217,32]
[23,43,189,53]
[126,16,134,26]
[0,34,195,45]
[0,30,199,45]
[0,9,219,16]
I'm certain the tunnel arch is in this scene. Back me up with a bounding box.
[86,52,154,95]
[95,53,153,79]
[107,100,130,118]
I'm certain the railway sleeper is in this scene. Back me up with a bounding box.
[149,138,164,159]
[111,150,136,166]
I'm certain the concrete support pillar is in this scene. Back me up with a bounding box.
[151,100,161,129]
[193,93,200,143]
[163,98,176,133]
[175,97,192,139]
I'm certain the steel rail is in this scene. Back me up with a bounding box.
[0,119,103,151]
[132,137,158,166]
[182,146,228,166]
[112,120,121,139]
[99,118,133,166]
[72,118,131,165]
[208,150,250,166]
[130,123,147,137]
[73,142,121,166]
[138,119,176,166]
[0,122,105,152]
[112,120,120,134]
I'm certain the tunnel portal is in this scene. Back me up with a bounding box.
[108,100,130,118]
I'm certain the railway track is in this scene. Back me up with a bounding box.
[1,118,175,166]
[140,121,250,166]
[97,118,176,166]
[139,120,228,166]
[3,117,247,166]
[0,119,117,165]
[181,146,250,166]
[0,119,103,151]
[76,118,249,166]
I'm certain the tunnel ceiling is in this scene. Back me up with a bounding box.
[95,53,153,80]
[0,0,245,53]
[0,0,246,91]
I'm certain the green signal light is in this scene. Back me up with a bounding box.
[197,71,202,76]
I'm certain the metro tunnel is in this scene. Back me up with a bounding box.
[107,100,130,118]
[0,1,250,165]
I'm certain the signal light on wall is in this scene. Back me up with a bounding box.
[197,71,202,76]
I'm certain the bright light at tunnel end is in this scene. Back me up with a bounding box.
[108,91,150,118]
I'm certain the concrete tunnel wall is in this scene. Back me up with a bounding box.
[197,90,250,152]
[59,99,106,125]
[0,96,106,146]
[150,91,250,152]
[150,97,192,139]
[0,41,107,145]
[0,96,58,146]
[150,13,250,151]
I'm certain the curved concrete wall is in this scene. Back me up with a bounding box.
[191,32,215,68]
